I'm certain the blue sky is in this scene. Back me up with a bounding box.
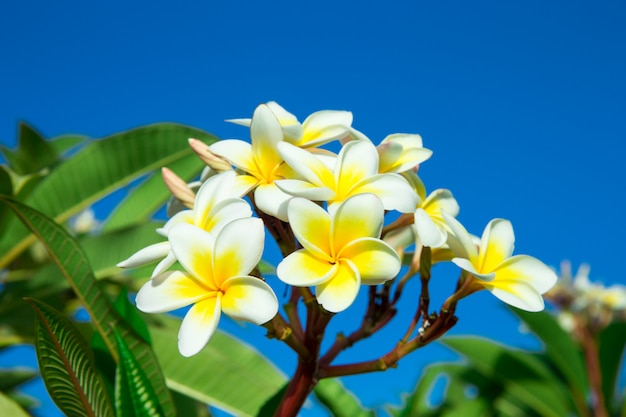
[1,0,625,415]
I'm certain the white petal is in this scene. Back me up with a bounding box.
[254,183,292,221]
[332,194,384,251]
[414,208,447,248]
[278,142,334,186]
[168,224,216,284]
[338,237,400,284]
[151,250,177,277]
[194,171,239,218]
[478,219,515,273]
[336,140,379,188]
[494,255,558,295]
[221,276,278,324]
[213,218,264,286]
[178,296,221,357]
[355,173,418,213]
[277,249,337,286]
[300,110,352,146]
[423,189,460,218]
[451,257,495,281]
[275,179,335,201]
[442,212,479,261]
[250,104,283,169]
[117,241,171,268]
[210,140,257,174]
[226,118,252,127]
[196,198,252,235]
[487,281,545,312]
[315,260,361,313]
[287,197,332,260]
[136,271,210,313]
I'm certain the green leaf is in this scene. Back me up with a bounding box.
[0,391,31,417]
[442,337,572,417]
[0,166,12,195]
[510,307,588,407]
[50,134,87,156]
[114,328,166,417]
[25,298,114,417]
[0,368,37,391]
[0,122,57,175]
[0,123,217,269]
[150,315,286,417]
[599,321,626,412]
[313,379,376,417]
[103,152,206,232]
[0,196,176,416]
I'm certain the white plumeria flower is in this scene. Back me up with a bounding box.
[209,104,294,220]
[277,194,401,313]
[377,133,432,174]
[228,101,353,148]
[136,221,278,357]
[276,139,417,215]
[117,170,252,277]
[443,212,557,311]
[405,172,459,248]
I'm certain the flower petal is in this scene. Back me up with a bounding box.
[117,241,171,268]
[221,276,278,324]
[254,183,292,221]
[335,140,379,195]
[275,179,335,201]
[315,260,360,313]
[209,139,257,175]
[197,198,252,235]
[493,255,558,295]
[178,296,221,357]
[168,223,216,285]
[443,212,479,261]
[136,271,211,313]
[481,280,545,312]
[354,173,418,213]
[478,219,515,273]
[287,197,332,259]
[332,194,384,252]
[423,189,459,218]
[151,250,177,277]
[300,110,352,147]
[213,218,264,286]
[278,142,334,186]
[414,208,447,248]
[250,104,283,171]
[277,249,336,286]
[451,257,495,281]
[338,237,400,284]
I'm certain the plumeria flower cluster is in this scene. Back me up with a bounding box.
[118,101,557,357]
[547,261,626,332]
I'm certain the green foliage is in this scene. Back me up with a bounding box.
[0,391,32,417]
[313,379,376,417]
[114,328,165,417]
[25,298,115,417]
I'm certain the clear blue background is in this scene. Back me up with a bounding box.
[1,0,625,415]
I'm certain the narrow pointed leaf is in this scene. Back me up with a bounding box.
[25,298,114,417]
[0,368,37,391]
[313,379,376,417]
[114,328,165,417]
[0,196,175,416]
[0,123,217,269]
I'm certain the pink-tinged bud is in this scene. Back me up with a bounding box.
[161,167,195,209]
[188,138,233,171]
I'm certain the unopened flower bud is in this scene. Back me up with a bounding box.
[188,138,233,171]
[161,167,195,209]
